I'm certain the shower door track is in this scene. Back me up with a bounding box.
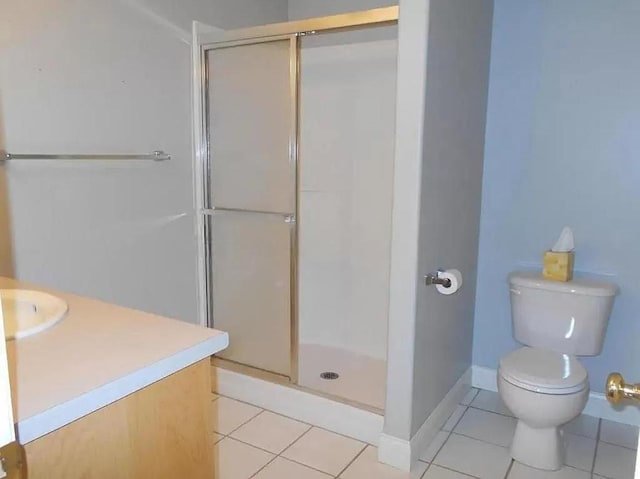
[195,6,399,395]
[197,7,398,46]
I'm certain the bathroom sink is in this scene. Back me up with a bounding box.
[0,289,68,340]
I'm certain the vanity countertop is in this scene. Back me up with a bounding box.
[0,277,228,443]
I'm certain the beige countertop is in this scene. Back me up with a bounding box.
[1,277,228,443]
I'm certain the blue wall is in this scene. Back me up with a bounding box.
[474,0,640,393]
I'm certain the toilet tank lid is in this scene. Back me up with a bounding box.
[508,272,619,297]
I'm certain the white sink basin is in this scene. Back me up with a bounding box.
[1,289,68,340]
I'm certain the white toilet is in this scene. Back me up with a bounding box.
[498,271,618,470]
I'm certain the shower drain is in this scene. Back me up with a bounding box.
[320,371,340,380]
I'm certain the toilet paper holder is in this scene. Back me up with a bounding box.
[425,271,452,288]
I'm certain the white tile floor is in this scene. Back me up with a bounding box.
[210,389,638,479]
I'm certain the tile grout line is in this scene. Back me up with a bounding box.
[446,430,510,450]
[212,434,279,479]
[280,423,315,453]
[468,398,609,442]
[420,429,453,466]
[597,441,639,452]
[277,423,313,453]
[213,397,371,478]
[303,424,373,445]
[430,430,454,466]
[218,394,375,445]
[226,412,313,453]
[277,455,340,477]
[503,459,514,479]
[225,407,265,437]
[591,418,602,474]
[276,427,345,476]
[226,433,337,477]
[247,454,278,479]
[449,405,606,453]
[438,399,514,479]
[596,431,640,452]
[216,390,635,479]
[462,388,480,406]
[467,403,519,419]
[224,423,313,459]
[335,443,368,478]
[429,462,483,479]
[427,406,499,479]
[226,403,471,478]
[422,420,600,479]
[425,400,500,474]
[217,411,306,458]
[468,401,607,441]
[467,404,514,419]
[445,405,469,433]
[275,425,362,478]
[230,397,570,479]
[220,396,364,446]
[268,424,315,461]
[221,436,275,456]
[216,394,279,416]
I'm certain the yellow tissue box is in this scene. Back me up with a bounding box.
[542,251,574,282]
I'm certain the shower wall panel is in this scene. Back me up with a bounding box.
[298,38,397,361]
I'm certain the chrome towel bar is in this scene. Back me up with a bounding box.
[2,150,170,161]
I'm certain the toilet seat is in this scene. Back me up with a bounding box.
[499,347,588,394]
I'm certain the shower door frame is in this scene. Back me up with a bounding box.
[203,34,299,380]
[193,6,399,387]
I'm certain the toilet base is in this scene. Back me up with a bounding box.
[511,420,564,471]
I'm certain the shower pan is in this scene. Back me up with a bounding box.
[193,7,398,411]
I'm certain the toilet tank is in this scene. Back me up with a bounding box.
[508,271,619,356]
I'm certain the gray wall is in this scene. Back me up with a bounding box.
[134,0,288,30]
[383,0,493,445]
[474,0,640,393]
[0,171,12,278]
[0,0,287,323]
[410,0,493,435]
[0,108,11,278]
[200,0,287,28]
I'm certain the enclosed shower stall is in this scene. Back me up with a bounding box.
[194,8,398,411]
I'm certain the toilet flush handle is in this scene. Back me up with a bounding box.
[606,372,640,405]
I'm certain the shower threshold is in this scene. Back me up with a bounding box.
[211,352,385,414]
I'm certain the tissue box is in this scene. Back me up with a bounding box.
[542,251,574,282]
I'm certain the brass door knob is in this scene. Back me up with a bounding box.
[606,372,640,404]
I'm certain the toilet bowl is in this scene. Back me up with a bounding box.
[498,347,589,470]
[499,272,618,470]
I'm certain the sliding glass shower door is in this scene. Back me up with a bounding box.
[205,37,298,378]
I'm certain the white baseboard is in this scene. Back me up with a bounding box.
[472,365,640,427]
[471,365,499,392]
[379,368,472,471]
[212,367,384,444]
[378,433,412,471]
